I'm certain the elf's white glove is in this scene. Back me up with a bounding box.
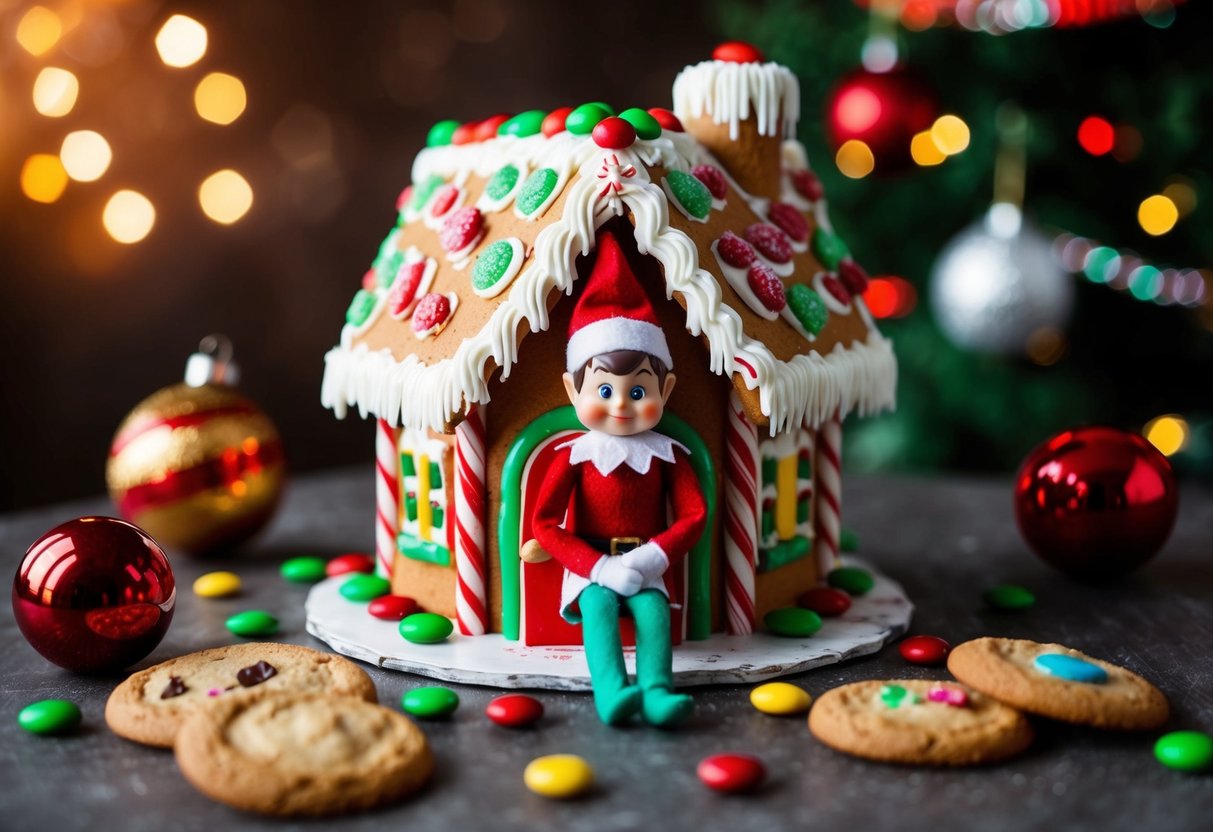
[591,556,644,596]
[621,542,669,582]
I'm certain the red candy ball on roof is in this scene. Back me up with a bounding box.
[361,268,377,292]
[744,223,792,264]
[648,107,684,132]
[542,107,574,137]
[713,41,764,63]
[692,164,727,200]
[396,185,413,214]
[451,122,478,146]
[439,206,484,252]
[592,116,637,149]
[767,202,809,243]
[474,114,512,142]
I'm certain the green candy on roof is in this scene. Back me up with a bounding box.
[498,110,547,138]
[426,120,460,147]
[566,103,611,136]
[618,108,662,141]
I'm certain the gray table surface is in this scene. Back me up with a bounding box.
[2,467,1211,832]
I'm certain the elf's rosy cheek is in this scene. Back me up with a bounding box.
[640,402,661,422]
[583,404,610,426]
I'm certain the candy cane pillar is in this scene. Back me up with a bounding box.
[723,391,759,634]
[814,413,843,577]
[454,407,490,635]
[375,419,400,578]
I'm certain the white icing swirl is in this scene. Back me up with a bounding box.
[672,60,800,141]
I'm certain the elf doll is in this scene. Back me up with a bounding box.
[533,231,707,727]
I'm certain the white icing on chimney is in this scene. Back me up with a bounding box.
[672,59,801,141]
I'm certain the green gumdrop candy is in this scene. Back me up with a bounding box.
[280,557,328,584]
[18,699,82,735]
[426,120,460,147]
[484,165,520,201]
[472,240,517,292]
[340,574,392,602]
[225,610,279,637]
[498,110,547,138]
[618,108,662,140]
[786,284,829,335]
[566,104,611,135]
[812,228,851,270]
[346,290,377,326]
[409,174,446,213]
[402,686,460,718]
[516,168,559,216]
[666,170,712,220]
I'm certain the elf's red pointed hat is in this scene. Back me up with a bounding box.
[566,231,673,373]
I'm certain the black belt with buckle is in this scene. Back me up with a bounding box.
[582,536,644,555]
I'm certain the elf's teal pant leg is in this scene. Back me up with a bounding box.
[624,589,693,727]
[579,584,642,725]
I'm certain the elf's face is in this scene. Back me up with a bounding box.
[563,357,677,436]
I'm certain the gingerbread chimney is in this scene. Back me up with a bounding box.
[672,42,800,202]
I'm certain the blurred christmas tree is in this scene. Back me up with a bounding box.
[713,0,1213,476]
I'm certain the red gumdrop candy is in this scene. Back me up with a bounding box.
[797,586,851,617]
[899,635,951,666]
[593,116,637,150]
[396,185,413,214]
[838,259,871,295]
[327,553,375,577]
[368,595,421,621]
[697,753,766,793]
[692,164,727,200]
[361,268,377,292]
[412,292,451,333]
[744,223,792,264]
[648,107,684,132]
[450,122,478,145]
[712,41,765,63]
[486,693,544,727]
[428,184,459,218]
[747,263,786,312]
[388,261,427,317]
[821,274,852,305]
[767,202,809,242]
[791,169,824,202]
[473,114,512,142]
[439,206,484,252]
[542,107,574,137]
[717,231,757,269]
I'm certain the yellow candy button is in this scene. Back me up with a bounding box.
[193,571,242,598]
[523,754,594,799]
[749,682,812,716]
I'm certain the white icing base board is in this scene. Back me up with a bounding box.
[305,556,912,691]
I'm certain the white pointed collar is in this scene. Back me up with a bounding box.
[557,430,689,476]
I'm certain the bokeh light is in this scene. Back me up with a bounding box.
[20,154,69,204]
[1112,124,1143,162]
[199,170,254,224]
[103,190,156,244]
[930,115,970,155]
[1162,178,1197,217]
[1144,415,1188,457]
[863,276,917,319]
[1137,194,1179,236]
[1128,265,1164,301]
[60,131,112,182]
[16,5,62,56]
[32,67,79,117]
[195,72,247,125]
[1025,326,1067,366]
[835,140,875,179]
[155,14,208,68]
[1077,116,1115,156]
[910,130,946,166]
[834,87,882,134]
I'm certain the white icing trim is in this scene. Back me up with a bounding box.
[710,239,779,322]
[471,237,525,300]
[566,317,674,374]
[814,271,853,316]
[413,292,460,341]
[672,59,800,141]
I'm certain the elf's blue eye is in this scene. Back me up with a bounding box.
[597,384,613,399]
[630,386,645,400]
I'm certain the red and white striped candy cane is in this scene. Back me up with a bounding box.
[723,391,759,634]
[814,413,843,577]
[454,407,490,635]
[375,418,401,578]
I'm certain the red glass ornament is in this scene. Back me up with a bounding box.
[12,517,175,673]
[825,66,938,173]
[1014,426,1178,579]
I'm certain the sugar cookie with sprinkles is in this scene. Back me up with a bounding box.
[808,679,1034,766]
[947,637,1170,730]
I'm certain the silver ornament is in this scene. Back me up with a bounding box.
[930,203,1073,355]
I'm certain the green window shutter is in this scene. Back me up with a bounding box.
[797,498,810,524]
[431,503,444,528]
[797,454,812,479]
[400,453,416,476]
[429,460,442,488]
[761,457,776,488]
[761,509,775,538]
[404,493,418,522]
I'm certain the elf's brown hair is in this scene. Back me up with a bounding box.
[570,350,670,392]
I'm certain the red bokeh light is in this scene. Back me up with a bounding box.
[863,276,917,318]
[1077,116,1115,156]
[834,87,883,134]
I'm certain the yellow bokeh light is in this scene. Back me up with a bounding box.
[835,140,875,179]
[930,115,971,155]
[1144,415,1188,457]
[1137,194,1179,236]
[32,67,79,118]
[20,154,69,203]
[60,131,112,182]
[1162,180,1197,218]
[103,190,156,244]
[16,6,62,56]
[155,14,208,68]
[194,73,247,125]
[910,130,946,166]
[199,169,254,224]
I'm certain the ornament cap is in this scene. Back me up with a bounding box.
[185,334,240,387]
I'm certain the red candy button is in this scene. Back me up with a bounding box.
[767,202,809,243]
[716,231,757,269]
[361,268,377,292]
[450,121,478,146]
[791,169,824,202]
[439,206,484,253]
[797,587,851,617]
[899,635,951,666]
[474,113,512,143]
[428,184,459,218]
[542,107,574,137]
[697,753,766,793]
[747,263,786,313]
[821,274,852,305]
[592,116,636,150]
[712,41,765,64]
[395,185,413,214]
[486,693,544,728]
[368,595,421,621]
[388,261,427,317]
[327,553,375,578]
[648,107,684,132]
[744,223,792,264]
[838,259,871,295]
[692,164,727,200]
[412,292,451,333]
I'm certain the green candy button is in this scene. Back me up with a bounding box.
[618,107,662,140]
[400,612,454,644]
[787,284,829,335]
[346,289,377,327]
[840,528,859,553]
[402,686,460,719]
[1155,731,1213,773]
[498,110,546,138]
[763,607,823,638]
[341,574,391,602]
[426,120,460,147]
[472,240,517,292]
[484,164,520,201]
[516,168,559,217]
[827,566,875,596]
[280,557,328,584]
[812,228,851,270]
[225,610,279,637]
[18,699,82,736]
[983,584,1035,611]
[409,174,445,213]
[666,170,712,220]
[565,103,611,136]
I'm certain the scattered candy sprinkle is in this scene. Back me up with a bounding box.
[899,635,951,666]
[402,686,460,719]
[193,571,241,598]
[1154,731,1213,773]
[399,612,454,644]
[225,610,279,638]
[486,693,545,728]
[279,557,327,584]
[17,699,81,736]
[524,754,594,799]
[983,584,1035,611]
[697,753,766,793]
[827,566,875,596]
[340,573,391,602]
[749,682,812,716]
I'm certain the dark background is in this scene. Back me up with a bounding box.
[3,0,1211,511]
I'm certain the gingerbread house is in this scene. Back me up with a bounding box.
[321,43,897,647]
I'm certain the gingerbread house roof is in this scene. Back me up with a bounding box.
[322,50,897,435]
